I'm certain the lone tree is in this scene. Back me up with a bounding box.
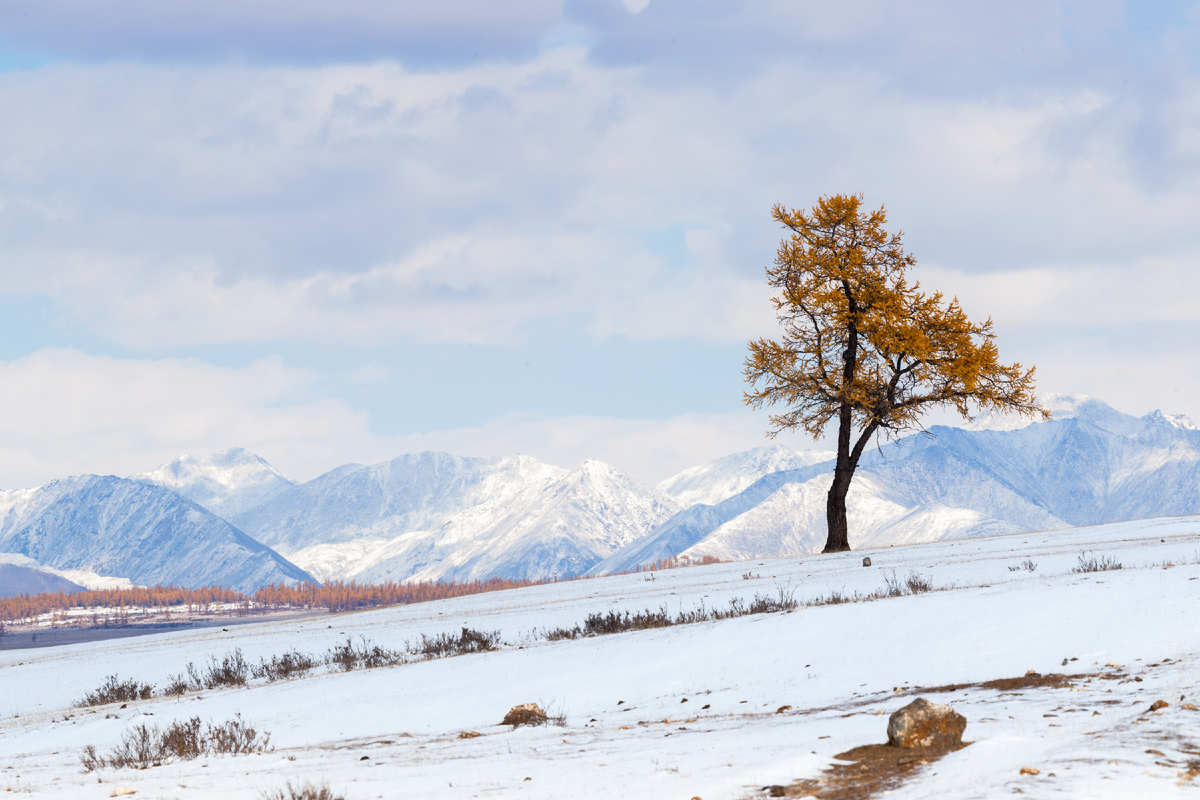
[744,194,1046,553]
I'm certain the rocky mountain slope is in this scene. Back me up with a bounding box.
[591,395,1200,574]
[233,453,680,582]
[656,443,835,507]
[130,447,298,518]
[0,476,312,592]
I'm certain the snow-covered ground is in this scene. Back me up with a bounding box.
[3,515,1200,798]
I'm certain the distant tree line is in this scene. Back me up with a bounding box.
[0,554,724,625]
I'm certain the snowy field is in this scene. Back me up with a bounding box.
[3,516,1200,798]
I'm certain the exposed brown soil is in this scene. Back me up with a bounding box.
[758,742,969,799]
[752,671,1119,799]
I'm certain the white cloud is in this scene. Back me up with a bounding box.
[0,349,379,488]
[1,49,1197,355]
[0,347,833,489]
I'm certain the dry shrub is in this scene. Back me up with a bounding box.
[200,649,250,688]
[584,607,672,636]
[81,714,271,771]
[550,586,797,641]
[252,650,319,682]
[905,571,934,594]
[161,674,191,696]
[545,624,581,641]
[260,781,346,800]
[77,675,154,708]
[328,637,404,671]
[1072,551,1122,573]
[1007,559,1037,573]
[411,627,500,658]
[502,703,548,727]
[207,714,271,754]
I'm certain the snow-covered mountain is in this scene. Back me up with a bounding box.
[130,447,298,519]
[591,395,1200,574]
[233,452,680,582]
[657,443,835,507]
[0,476,313,592]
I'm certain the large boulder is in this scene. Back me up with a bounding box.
[887,698,967,748]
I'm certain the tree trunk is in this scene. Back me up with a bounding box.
[823,398,855,553]
[823,468,852,552]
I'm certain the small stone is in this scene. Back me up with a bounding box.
[776,705,793,714]
[862,557,872,567]
[1149,700,1169,712]
[765,786,787,798]
[1181,703,1198,711]
[1020,766,1040,775]
[1062,658,1068,666]
[681,698,688,703]
[458,731,483,739]
[1025,670,1041,678]
[360,755,369,761]
[887,698,967,748]
[503,703,548,727]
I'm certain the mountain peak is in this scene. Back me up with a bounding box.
[131,448,298,518]
[1142,409,1199,430]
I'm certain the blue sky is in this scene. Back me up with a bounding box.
[1,0,1199,486]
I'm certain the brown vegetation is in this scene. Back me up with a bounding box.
[81,714,270,771]
[260,783,346,800]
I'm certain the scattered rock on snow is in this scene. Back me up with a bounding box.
[1020,766,1040,775]
[458,731,482,739]
[776,705,792,714]
[1149,700,1170,712]
[863,557,872,567]
[887,698,967,748]
[503,703,548,727]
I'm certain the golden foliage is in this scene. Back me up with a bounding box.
[744,193,1047,443]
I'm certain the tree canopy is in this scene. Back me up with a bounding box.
[744,193,1046,552]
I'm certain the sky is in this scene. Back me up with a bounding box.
[2,0,1200,488]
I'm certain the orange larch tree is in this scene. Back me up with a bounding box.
[744,194,1047,553]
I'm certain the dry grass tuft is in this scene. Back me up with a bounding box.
[503,703,549,727]
[1071,551,1122,573]
[260,781,346,800]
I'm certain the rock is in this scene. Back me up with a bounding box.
[1149,700,1169,712]
[1181,703,1198,711]
[862,557,872,567]
[458,731,482,739]
[1020,766,1040,775]
[887,698,967,748]
[776,705,792,714]
[503,703,548,727]
[765,786,787,797]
